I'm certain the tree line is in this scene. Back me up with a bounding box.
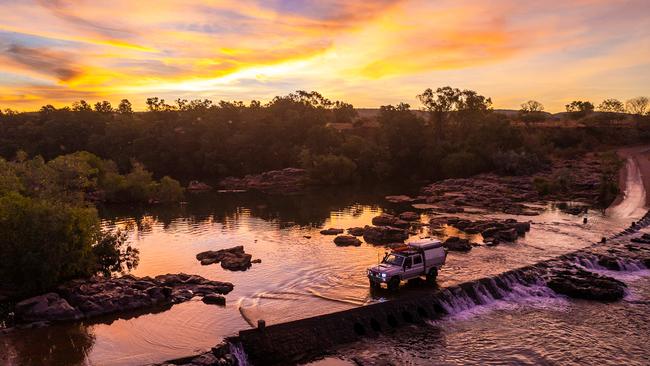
[2,88,647,186]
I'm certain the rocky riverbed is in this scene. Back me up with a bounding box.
[7,273,234,328]
[388,154,610,216]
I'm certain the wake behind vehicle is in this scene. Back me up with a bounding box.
[367,239,446,290]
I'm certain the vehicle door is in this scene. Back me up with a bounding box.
[405,254,424,278]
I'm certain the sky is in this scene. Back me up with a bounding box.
[0,0,649,112]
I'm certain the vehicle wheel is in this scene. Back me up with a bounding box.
[387,277,400,291]
[426,268,438,283]
[369,279,380,289]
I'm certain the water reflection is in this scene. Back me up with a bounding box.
[1,183,641,366]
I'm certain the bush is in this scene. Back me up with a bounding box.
[0,193,98,294]
[491,150,546,176]
[301,152,358,184]
[155,176,184,203]
[441,151,484,178]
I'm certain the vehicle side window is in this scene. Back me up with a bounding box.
[404,257,412,268]
[413,255,422,265]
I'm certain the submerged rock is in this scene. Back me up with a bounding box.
[372,213,396,226]
[362,225,408,244]
[398,211,420,222]
[347,227,365,236]
[320,228,344,235]
[202,294,226,306]
[443,237,472,252]
[546,268,626,302]
[334,235,362,247]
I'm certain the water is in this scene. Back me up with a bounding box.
[0,171,646,365]
[318,265,650,366]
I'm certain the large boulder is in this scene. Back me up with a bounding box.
[372,213,396,226]
[496,228,518,242]
[347,227,365,236]
[443,237,472,252]
[334,235,362,247]
[202,294,226,306]
[546,268,626,302]
[362,225,408,244]
[196,246,255,271]
[15,293,83,323]
[398,211,420,222]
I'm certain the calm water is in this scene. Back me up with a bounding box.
[1,175,647,365]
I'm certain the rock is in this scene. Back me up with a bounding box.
[15,274,234,325]
[219,168,307,194]
[187,180,212,191]
[347,227,365,236]
[211,343,230,358]
[320,228,344,235]
[202,294,226,306]
[391,219,411,228]
[398,211,420,221]
[513,221,531,235]
[362,225,408,244]
[547,268,626,302]
[385,195,415,203]
[251,258,262,264]
[334,235,362,247]
[196,246,256,271]
[443,237,472,252]
[372,213,396,226]
[15,293,83,323]
[496,228,518,242]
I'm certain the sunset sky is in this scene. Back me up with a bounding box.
[0,0,648,111]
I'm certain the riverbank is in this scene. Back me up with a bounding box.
[2,148,647,366]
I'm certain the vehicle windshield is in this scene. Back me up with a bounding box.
[383,254,404,266]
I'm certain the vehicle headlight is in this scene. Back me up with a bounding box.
[381,273,386,278]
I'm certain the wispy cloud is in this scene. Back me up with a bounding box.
[0,0,648,111]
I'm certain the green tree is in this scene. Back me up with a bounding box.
[117,99,133,114]
[72,100,93,112]
[598,98,625,113]
[94,101,113,113]
[0,192,99,294]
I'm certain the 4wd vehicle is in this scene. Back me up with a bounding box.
[367,239,446,290]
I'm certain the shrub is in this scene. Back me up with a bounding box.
[0,193,98,294]
[491,150,546,176]
[441,151,484,178]
[155,176,184,203]
[301,152,358,184]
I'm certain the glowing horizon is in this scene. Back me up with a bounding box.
[0,0,648,112]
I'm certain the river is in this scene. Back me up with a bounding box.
[1,155,649,365]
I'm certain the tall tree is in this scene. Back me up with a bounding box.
[94,101,113,113]
[598,98,625,113]
[117,99,133,114]
[626,96,649,115]
[520,100,544,113]
[417,86,460,141]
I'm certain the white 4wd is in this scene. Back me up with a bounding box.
[367,239,446,290]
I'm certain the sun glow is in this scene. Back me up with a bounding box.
[0,0,648,111]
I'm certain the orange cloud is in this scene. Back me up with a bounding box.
[0,0,648,111]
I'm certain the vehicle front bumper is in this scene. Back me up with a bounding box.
[368,272,388,283]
